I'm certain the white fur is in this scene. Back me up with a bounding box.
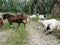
[38,19,59,30]
[37,14,46,19]
[30,15,36,19]
[39,15,45,18]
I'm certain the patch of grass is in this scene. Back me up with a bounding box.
[46,14,53,19]
[5,24,27,45]
[2,19,27,45]
[56,18,60,20]
[46,14,60,20]
[0,12,27,45]
[3,20,19,30]
[36,16,39,21]
[3,20,10,30]
[32,16,39,22]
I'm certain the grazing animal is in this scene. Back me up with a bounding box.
[45,22,60,38]
[22,16,27,24]
[3,14,27,27]
[45,22,58,35]
[0,18,3,28]
[30,15,36,20]
[38,19,59,29]
[37,14,46,20]
[16,14,27,24]
[38,19,59,34]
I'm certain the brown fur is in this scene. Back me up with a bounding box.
[3,14,27,27]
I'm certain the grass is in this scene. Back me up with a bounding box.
[31,16,39,22]
[1,16,27,45]
[5,23,27,45]
[46,14,60,20]
[3,20,10,30]
[0,12,27,45]
[0,19,26,45]
[1,13,60,44]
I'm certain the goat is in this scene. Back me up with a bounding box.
[30,15,36,20]
[37,14,46,20]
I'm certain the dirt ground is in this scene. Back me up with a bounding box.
[0,18,60,45]
[25,20,60,45]
[0,29,14,45]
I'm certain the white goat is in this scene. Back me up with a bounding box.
[45,22,60,38]
[39,19,60,38]
[39,19,58,28]
[37,14,46,20]
[30,15,36,19]
[39,19,59,32]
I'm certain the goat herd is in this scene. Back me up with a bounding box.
[30,14,60,38]
[0,13,60,38]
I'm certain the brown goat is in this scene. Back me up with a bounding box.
[3,13,27,27]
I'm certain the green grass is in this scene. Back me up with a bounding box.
[32,16,39,22]
[46,14,60,20]
[3,20,10,30]
[2,19,27,45]
[5,24,27,45]
[1,13,60,44]
[0,12,27,45]
[46,14,53,19]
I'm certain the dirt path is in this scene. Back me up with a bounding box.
[25,20,60,45]
[0,29,14,45]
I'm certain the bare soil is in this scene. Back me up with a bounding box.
[25,20,60,45]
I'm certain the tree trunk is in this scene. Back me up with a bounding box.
[51,0,60,18]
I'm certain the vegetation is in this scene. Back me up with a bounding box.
[0,0,57,15]
[0,0,60,44]
[0,0,59,17]
[6,25,26,45]
[25,0,57,14]
[1,13,27,45]
[0,8,28,45]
